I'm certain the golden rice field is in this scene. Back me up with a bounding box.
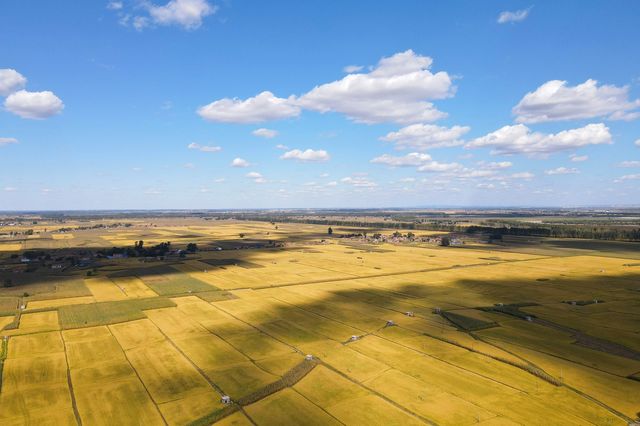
[0,219,639,425]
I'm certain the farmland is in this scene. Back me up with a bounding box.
[0,216,639,425]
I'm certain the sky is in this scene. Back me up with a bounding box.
[1,0,640,210]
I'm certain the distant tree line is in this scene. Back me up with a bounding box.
[225,215,640,242]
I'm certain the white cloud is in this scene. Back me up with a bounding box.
[201,51,455,125]
[280,148,330,162]
[398,177,416,183]
[497,7,531,24]
[231,158,250,168]
[380,123,469,150]
[326,181,337,186]
[511,172,535,179]
[0,69,27,96]
[4,90,64,119]
[246,171,266,183]
[147,0,217,30]
[370,152,432,167]
[615,174,640,182]
[0,137,18,146]
[107,1,123,10]
[513,79,640,123]
[635,139,640,147]
[252,128,278,139]
[198,91,300,123]
[183,162,195,169]
[213,178,226,183]
[466,123,612,155]
[618,160,640,168]
[187,142,221,152]
[4,186,17,192]
[275,144,289,150]
[341,176,377,187]
[480,161,512,170]
[569,154,588,162]
[343,65,364,73]
[418,161,464,173]
[477,183,496,189]
[298,50,454,124]
[545,167,579,175]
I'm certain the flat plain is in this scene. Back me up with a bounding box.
[1,218,639,425]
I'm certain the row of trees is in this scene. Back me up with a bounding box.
[241,216,640,242]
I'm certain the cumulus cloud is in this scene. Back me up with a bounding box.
[198,50,455,125]
[545,167,580,175]
[246,171,266,183]
[618,160,640,168]
[0,69,27,96]
[497,7,531,24]
[341,176,377,188]
[275,144,289,150]
[513,79,640,123]
[0,137,18,146]
[510,172,535,179]
[418,161,464,173]
[615,174,640,182]
[479,161,512,170]
[298,50,454,124]
[252,128,278,139]
[187,142,221,152]
[343,65,364,73]
[4,90,64,119]
[198,91,300,123]
[231,158,250,168]
[569,154,588,162]
[380,124,469,150]
[466,123,612,155]
[148,0,216,29]
[636,139,640,147]
[370,152,432,167]
[113,0,216,31]
[280,148,330,162]
[106,1,123,10]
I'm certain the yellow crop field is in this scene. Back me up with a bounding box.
[1,219,639,425]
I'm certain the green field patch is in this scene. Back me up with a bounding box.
[200,258,265,269]
[441,311,498,331]
[110,264,217,295]
[59,297,175,329]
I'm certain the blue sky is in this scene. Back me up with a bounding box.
[1,0,639,210]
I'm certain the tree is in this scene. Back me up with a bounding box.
[186,243,198,253]
[328,227,333,235]
[239,233,245,238]
[441,236,450,247]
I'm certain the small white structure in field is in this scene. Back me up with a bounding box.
[525,316,533,322]
[570,301,577,306]
[386,320,396,327]
[305,354,314,361]
[350,335,359,342]
[433,307,441,314]
[405,311,414,317]
[495,303,504,307]
[593,299,599,304]
[221,395,231,404]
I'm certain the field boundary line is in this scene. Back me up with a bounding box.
[106,326,169,426]
[60,330,83,426]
